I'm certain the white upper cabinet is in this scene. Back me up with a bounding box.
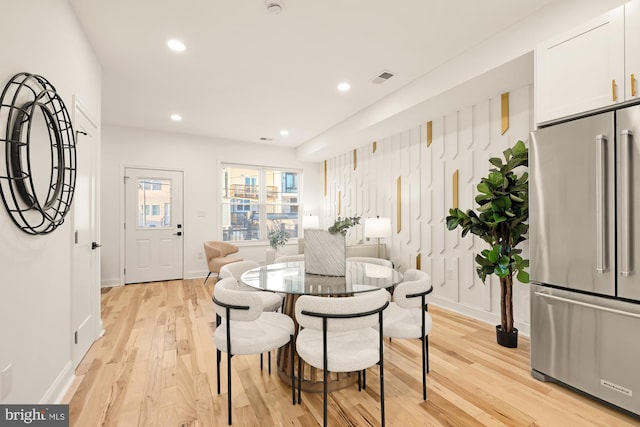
[535,5,625,124]
[626,0,640,101]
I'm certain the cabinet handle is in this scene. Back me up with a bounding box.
[612,79,618,101]
[632,74,637,97]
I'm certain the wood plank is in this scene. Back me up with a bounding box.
[62,279,640,426]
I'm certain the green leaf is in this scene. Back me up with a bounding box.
[487,248,499,263]
[512,140,526,156]
[517,270,530,283]
[477,182,493,195]
[488,157,503,168]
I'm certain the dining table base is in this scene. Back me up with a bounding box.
[275,294,360,393]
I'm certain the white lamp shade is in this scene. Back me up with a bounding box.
[365,217,392,238]
[302,215,320,229]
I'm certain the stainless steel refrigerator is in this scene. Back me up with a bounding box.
[530,103,640,417]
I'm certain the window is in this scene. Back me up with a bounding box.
[221,164,301,242]
[137,178,172,228]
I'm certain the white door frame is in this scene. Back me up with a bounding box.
[70,97,102,366]
[119,165,185,285]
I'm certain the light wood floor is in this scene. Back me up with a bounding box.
[63,279,639,426]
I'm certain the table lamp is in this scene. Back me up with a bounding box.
[365,216,392,258]
[302,214,320,230]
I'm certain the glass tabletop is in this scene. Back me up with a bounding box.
[240,261,403,295]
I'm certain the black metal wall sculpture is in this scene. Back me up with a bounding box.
[0,72,77,235]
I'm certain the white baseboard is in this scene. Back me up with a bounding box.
[185,270,208,280]
[430,296,530,337]
[40,361,75,404]
[101,278,121,287]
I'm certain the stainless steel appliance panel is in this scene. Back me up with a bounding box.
[616,105,640,301]
[531,284,640,415]
[530,113,616,296]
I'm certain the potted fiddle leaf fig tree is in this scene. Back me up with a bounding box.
[446,140,529,348]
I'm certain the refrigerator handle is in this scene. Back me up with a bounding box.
[595,134,607,273]
[620,130,633,277]
[534,291,640,319]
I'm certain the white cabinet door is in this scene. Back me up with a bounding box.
[626,0,640,101]
[535,6,624,124]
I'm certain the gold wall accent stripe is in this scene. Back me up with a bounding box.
[323,160,327,197]
[426,121,433,147]
[337,191,341,216]
[416,253,422,270]
[372,141,377,153]
[501,92,509,135]
[353,149,357,170]
[452,169,459,209]
[396,176,402,233]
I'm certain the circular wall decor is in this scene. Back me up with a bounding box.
[0,72,77,235]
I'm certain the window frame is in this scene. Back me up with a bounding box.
[220,162,303,245]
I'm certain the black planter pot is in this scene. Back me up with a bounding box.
[496,325,518,348]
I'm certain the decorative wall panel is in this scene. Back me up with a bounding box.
[322,83,532,328]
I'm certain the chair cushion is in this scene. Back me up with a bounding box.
[215,311,294,355]
[254,291,283,312]
[383,302,433,339]
[296,327,381,372]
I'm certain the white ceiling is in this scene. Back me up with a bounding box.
[68,0,558,152]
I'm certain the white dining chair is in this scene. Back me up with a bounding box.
[219,261,283,312]
[346,256,393,268]
[383,268,433,400]
[295,289,390,427]
[218,262,284,372]
[274,254,305,263]
[213,277,296,425]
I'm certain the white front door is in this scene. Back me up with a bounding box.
[71,101,100,368]
[125,168,184,284]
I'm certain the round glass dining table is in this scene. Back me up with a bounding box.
[240,260,403,392]
[240,260,403,295]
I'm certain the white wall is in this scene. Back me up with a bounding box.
[101,125,323,285]
[0,0,101,403]
[297,0,628,162]
[323,56,533,334]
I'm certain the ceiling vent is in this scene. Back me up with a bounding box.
[370,70,396,84]
[259,137,273,142]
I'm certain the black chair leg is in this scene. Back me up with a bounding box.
[290,335,295,405]
[363,368,367,390]
[268,351,272,374]
[216,349,221,394]
[357,371,362,391]
[425,335,430,373]
[297,351,302,404]
[422,335,428,400]
[204,272,212,284]
[379,358,385,427]
[227,351,232,425]
[260,353,263,371]
[323,364,328,427]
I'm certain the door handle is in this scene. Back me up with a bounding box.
[91,242,102,250]
[595,135,607,273]
[173,231,182,236]
[620,130,633,276]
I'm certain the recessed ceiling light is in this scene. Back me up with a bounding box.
[280,130,289,136]
[337,82,351,92]
[170,114,182,121]
[167,39,186,52]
